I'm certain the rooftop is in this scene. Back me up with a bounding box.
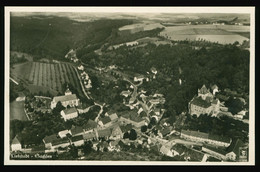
[100,116,112,125]
[226,139,244,155]
[71,135,84,142]
[120,124,133,133]
[12,135,21,145]
[208,134,230,143]
[121,111,144,122]
[190,97,211,108]
[181,129,209,139]
[53,94,78,103]
[83,131,96,140]
[98,129,112,137]
[203,145,227,155]
[43,134,58,144]
[83,119,97,130]
[52,137,70,146]
[71,126,84,136]
[199,85,210,94]
[62,107,78,115]
[109,113,119,121]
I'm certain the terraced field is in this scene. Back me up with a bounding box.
[11,62,83,96]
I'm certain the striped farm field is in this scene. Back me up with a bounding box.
[11,61,83,96]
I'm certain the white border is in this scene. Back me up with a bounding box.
[4,6,255,166]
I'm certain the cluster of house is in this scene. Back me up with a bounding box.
[158,129,246,162]
[180,129,245,161]
[188,84,221,117]
[78,67,92,90]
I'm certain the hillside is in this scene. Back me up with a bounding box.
[10,15,134,60]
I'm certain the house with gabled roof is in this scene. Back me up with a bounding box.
[11,135,22,151]
[83,131,97,141]
[181,129,231,147]
[83,119,97,133]
[51,137,70,149]
[43,134,59,149]
[97,128,112,140]
[225,139,244,161]
[71,135,85,147]
[108,112,119,122]
[98,116,112,128]
[60,107,78,121]
[120,111,146,128]
[160,145,174,157]
[70,125,84,136]
[202,145,227,160]
[110,125,123,140]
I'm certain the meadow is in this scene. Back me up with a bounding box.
[159,24,250,44]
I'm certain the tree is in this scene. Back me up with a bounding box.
[129,129,137,140]
[141,125,148,133]
[123,132,129,139]
[150,117,157,126]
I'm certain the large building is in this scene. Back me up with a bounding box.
[189,85,220,117]
[181,129,231,147]
[51,88,79,109]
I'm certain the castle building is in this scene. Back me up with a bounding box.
[189,85,220,117]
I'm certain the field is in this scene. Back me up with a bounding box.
[11,62,83,96]
[159,24,250,44]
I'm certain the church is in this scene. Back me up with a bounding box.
[50,87,80,109]
[188,85,220,117]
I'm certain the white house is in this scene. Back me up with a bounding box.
[58,130,71,138]
[11,135,22,151]
[61,107,78,121]
[77,65,84,71]
[51,88,79,109]
[134,76,145,82]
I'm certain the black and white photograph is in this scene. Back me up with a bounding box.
[4,7,255,165]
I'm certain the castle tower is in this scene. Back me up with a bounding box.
[65,85,72,95]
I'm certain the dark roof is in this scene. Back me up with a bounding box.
[121,111,144,122]
[181,130,209,139]
[52,138,70,146]
[71,135,84,142]
[120,124,133,133]
[161,127,171,136]
[208,134,230,143]
[199,85,209,94]
[216,94,229,101]
[63,107,77,115]
[12,135,21,145]
[190,97,211,108]
[171,144,187,155]
[43,134,58,144]
[83,132,96,140]
[98,129,112,137]
[100,116,112,125]
[186,148,205,161]
[53,94,78,103]
[140,111,147,117]
[149,111,157,116]
[83,119,97,131]
[226,139,244,155]
[203,145,227,155]
[71,126,84,136]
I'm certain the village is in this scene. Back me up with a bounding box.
[10,48,249,162]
